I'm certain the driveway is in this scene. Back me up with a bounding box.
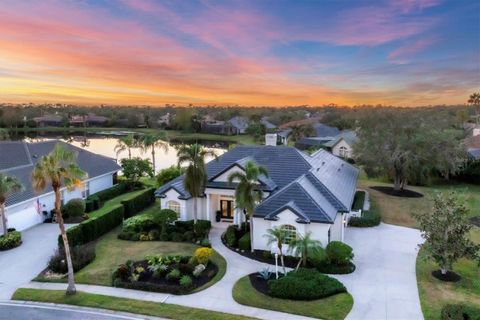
[0,224,62,300]
[336,223,424,320]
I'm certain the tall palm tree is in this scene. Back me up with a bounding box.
[468,92,480,123]
[227,161,268,251]
[114,133,137,159]
[264,226,287,274]
[32,143,86,295]
[140,132,168,172]
[0,173,23,237]
[288,231,323,270]
[177,144,216,223]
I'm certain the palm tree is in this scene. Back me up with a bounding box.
[114,133,137,159]
[177,144,216,223]
[140,133,168,172]
[264,226,287,274]
[468,92,480,123]
[227,161,268,251]
[32,143,86,295]
[0,173,23,237]
[288,231,323,270]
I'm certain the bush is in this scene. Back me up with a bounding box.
[315,261,356,274]
[160,232,171,241]
[148,229,160,241]
[121,188,155,218]
[183,231,195,242]
[91,196,101,210]
[199,239,211,248]
[171,232,184,242]
[348,210,381,227]
[62,204,124,247]
[0,231,22,250]
[48,243,96,273]
[156,166,184,187]
[441,304,480,320]
[175,220,194,232]
[268,268,347,300]
[179,275,193,288]
[62,198,85,217]
[194,247,214,265]
[238,232,251,251]
[85,199,94,213]
[194,220,211,239]
[155,209,178,231]
[166,269,181,281]
[225,225,237,247]
[325,241,354,266]
[92,183,128,202]
[122,214,156,233]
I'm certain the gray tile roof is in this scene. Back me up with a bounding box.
[1,140,121,207]
[260,117,277,129]
[468,148,480,160]
[156,145,359,224]
[228,116,249,131]
[313,123,341,138]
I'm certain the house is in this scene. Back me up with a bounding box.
[201,120,237,135]
[69,114,109,127]
[32,114,63,127]
[157,113,172,127]
[264,129,292,146]
[228,116,249,134]
[465,135,480,160]
[260,117,277,130]
[0,140,121,232]
[155,145,359,253]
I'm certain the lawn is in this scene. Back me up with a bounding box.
[358,178,480,319]
[232,276,353,320]
[13,289,255,320]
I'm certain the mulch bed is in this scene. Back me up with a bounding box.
[248,272,279,295]
[432,270,461,282]
[370,186,424,198]
[470,216,480,227]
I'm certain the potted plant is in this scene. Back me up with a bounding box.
[215,210,221,222]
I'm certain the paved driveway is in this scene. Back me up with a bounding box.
[336,223,424,320]
[0,224,61,300]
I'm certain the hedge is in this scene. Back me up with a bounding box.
[61,205,125,247]
[0,231,22,250]
[348,210,381,227]
[92,183,128,202]
[121,188,155,218]
[238,232,251,251]
[225,225,237,247]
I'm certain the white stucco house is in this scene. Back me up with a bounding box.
[156,145,359,254]
[0,140,121,232]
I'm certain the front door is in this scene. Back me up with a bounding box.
[220,200,234,219]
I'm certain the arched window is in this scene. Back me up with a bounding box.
[167,201,181,216]
[281,224,297,244]
[339,146,348,158]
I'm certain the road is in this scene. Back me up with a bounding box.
[0,302,163,320]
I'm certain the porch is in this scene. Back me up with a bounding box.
[204,188,246,226]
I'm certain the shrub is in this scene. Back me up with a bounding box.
[326,241,354,266]
[121,188,155,218]
[183,231,195,242]
[156,166,184,187]
[92,183,128,202]
[112,264,130,283]
[441,304,480,320]
[166,269,181,281]
[155,209,178,231]
[175,220,194,232]
[192,264,206,277]
[194,247,214,265]
[268,268,347,300]
[85,199,94,213]
[118,231,137,241]
[91,196,101,210]
[348,210,381,227]
[262,251,273,260]
[179,275,193,288]
[171,232,184,242]
[0,231,22,250]
[199,239,211,248]
[225,225,237,247]
[139,233,150,241]
[48,243,96,273]
[122,214,156,233]
[238,232,251,251]
[194,220,211,239]
[160,232,171,241]
[63,198,85,217]
[148,229,160,241]
[62,204,124,247]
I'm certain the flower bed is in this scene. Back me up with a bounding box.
[0,230,22,250]
[112,248,217,295]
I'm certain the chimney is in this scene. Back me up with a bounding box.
[265,133,278,146]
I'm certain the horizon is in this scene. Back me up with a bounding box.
[0,0,479,107]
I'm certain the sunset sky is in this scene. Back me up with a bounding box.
[0,0,478,107]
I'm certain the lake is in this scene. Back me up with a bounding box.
[9,131,228,172]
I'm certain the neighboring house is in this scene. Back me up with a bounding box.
[69,114,109,127]
[201,120,237,135]
[468,149,480,160]
[260,117,277,130]
[464,123,480,137]
[156,145,359,253]
[32,114,63,127]
[465,135,480,160]
[312,123,341,137]
[157,113,172,127]
[228,116,249,134]
[265,129,292,146]
[0,140,121,232]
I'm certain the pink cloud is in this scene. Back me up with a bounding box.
[388,38,437,63]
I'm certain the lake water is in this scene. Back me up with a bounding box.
[12,132,227,172]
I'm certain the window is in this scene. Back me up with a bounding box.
[281,224,297,244]
[339,146,348,158]
[167,201,181,216]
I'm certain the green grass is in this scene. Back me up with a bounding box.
[88,188,149,218]
[232,276,353,320]
[13,289,255,320]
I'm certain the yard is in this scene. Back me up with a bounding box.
[233,275,353,320]
[358,178,480,319]
[89,188,149,218]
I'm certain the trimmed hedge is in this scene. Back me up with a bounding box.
[348,210,380,227]
[225,225,237,247]
[62,198,85,218]
[441,304,480,320]
[0,231,22,250]
[194,220,211,240]
[92,183,128,202]
[238,232,251,251]
[61,205,125,247]
[268,268,346,300]
[121,188,155,218]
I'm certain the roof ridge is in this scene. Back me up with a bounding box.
[306,171,347,211]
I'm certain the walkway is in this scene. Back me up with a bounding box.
[0,224,62,300]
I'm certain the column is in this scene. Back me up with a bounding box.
[206,194,211,222]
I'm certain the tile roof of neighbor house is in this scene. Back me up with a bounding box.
[260,117,277,129]
[468,148,480,160]
[312,123,341,138]
[156,145,359,224]
[0,140,121,207]
[297,130,358,149]
[228,116,249,131]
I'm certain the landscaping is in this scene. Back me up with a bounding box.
[0,229,22,250]
[112,247,217,295]
[233,273,353,320]
[13,289,255,320]
[348,194,381,227]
